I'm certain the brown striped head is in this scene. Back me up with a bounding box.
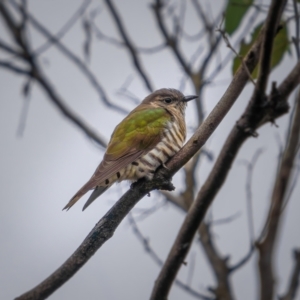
[142,88,198,116]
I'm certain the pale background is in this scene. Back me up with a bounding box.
[0,1,299,299]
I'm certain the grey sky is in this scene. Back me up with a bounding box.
[0,1,299,299]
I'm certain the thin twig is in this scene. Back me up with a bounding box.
[207,212,241,227]
[198,223,233,300]
[150,1,288,298]
[281,151,300,212]
[207,3,261,82]
[152,0,192,77]
[104,0,154,92]
[16,78,33,137]
[0,2,108,148]
[292,0,300,60]
[0,38,23,56]
[128,214,213,300]
[239,148,264,242]
[0,60,31,75]
[10,0,129,115]
[14,12,267,299]
[217,27,256,86]
[280,250,300,300]
[257,89,300,300]
[34,0,92,56]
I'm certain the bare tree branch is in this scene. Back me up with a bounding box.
[0,2,107,148]
[257,89,300,300]
[292,0,300,60]
[217,28,256,86]
[13,10,268,298]
[0,38,22,56]
[16,77,33,137]
[150,1,289,298]
[14,175,174,300]
[91,18,167,54]
[226,149,265,274]
[128,214,213,300]
[0,60,31,75]
[104,0,154,92]
[239,148,264,242]
[34,0,92,56]
[152,0,192,77]
[280,250,300,300]
[1,2,297,300]
[9,0,129,115]
[199,223,233,300]
[191,0,213,35]
[151,0,206,124]
[207,1,261,84]
[228,245,255,274]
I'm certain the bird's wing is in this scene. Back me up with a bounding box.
[63,106,171,210]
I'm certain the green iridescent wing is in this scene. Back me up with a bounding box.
[64,105,171,209]
[94,105,171,182]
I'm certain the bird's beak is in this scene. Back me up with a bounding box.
[182,95,198,102]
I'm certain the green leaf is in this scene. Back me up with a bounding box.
[225,0,253,35]
[232,23,261,77]
[232,22,290,79]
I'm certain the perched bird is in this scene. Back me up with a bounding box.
[63,88,197,211]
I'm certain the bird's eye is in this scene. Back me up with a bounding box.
[164,98,173,104]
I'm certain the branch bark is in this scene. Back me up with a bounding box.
[14,9,266,299]
[199,223,233,300]
[257,89,300,300]
[150,1,290,298]
[280,250,300,300]
[0,2,107,148]
[9,0,128,115]
[105,0,154,92]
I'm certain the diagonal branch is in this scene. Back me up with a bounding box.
[10,0,128,115]
[0,2,107,148]
[0,38,23,56]
[199,223,233,300]
[35,68,107,147]
[105,0,154,92]
[152,0,192,77]
[34,0,92,56]
[280,250,300,300]
[150,1,289,298]
[0,60,31,75]
[257,89,300,300]
[14,11,266,299]
[292,0,300,60]
[128,214,213,300]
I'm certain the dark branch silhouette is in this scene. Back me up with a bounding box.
[128,214,213,300]
[105,0,154,92]
[257,89,300,300]
[280,249,300,300]
[1,1,300,300]
[10,0,129,116]
[13,17,270,297]
[150,1,293,298]
[0,1,108,148]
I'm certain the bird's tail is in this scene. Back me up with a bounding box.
[82,186,110,211]
[63,184,110,211]
[63,194,83,211]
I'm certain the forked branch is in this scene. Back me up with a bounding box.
[15,11,265,299]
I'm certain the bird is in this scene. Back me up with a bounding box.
[63,88,197,211]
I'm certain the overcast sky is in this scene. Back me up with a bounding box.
[0,1,299,299]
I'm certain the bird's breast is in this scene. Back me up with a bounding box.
[119,121,186,181]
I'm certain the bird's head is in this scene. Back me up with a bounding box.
[142,88,198,116]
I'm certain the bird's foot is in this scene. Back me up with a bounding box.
[162,163,169,170]
[130,177,146,190]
